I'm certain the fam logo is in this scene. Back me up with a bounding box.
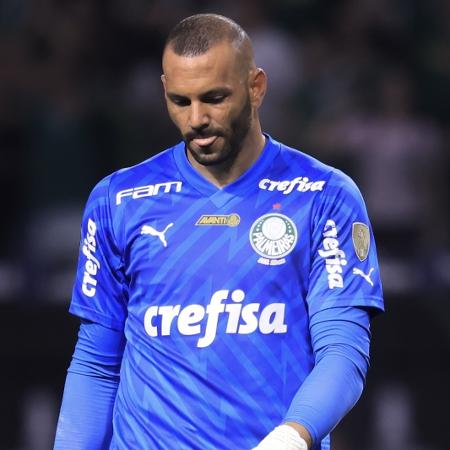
[249,213,298,266]
[116,181,182,205]
[196,214,240,227]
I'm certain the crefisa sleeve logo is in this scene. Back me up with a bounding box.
[249,213,298,266]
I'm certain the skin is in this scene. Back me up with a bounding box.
[161,40,267,188]
[162,37,313,449]
[285,421,313,448]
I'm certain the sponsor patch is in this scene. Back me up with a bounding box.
[318,219,347,289]
[196,214,240,227]
[259,177,326,194]
[352,222,370,261]
[116,181,182,205]
[143,289,287,348]
[250,213,297,266]
[81,218,100,297]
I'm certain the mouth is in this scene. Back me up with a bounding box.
[191,135,218,147]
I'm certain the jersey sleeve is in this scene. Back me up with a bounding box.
[306,170,384,316]
[69,175,128,330]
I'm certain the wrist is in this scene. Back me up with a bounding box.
[283,421,312,449]
[252,424,309,450]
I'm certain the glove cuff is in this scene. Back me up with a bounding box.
[252,424,309,450]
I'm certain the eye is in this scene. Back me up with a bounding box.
[204,95,226,104]
[169,95,190,107]
[173,98,190,107]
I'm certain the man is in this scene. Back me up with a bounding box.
[54,14,384,450]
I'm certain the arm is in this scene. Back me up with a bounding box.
[54,320,126,450]
[286,305,370,447]
[254,306,371,449]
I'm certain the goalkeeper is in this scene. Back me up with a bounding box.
[54,13,384,450]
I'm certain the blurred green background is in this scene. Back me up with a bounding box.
[0,1,449,449]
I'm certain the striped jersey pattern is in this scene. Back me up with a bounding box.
[70,135,384,449]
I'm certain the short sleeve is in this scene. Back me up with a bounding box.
[306,170,384,316]
[69,175,128,330]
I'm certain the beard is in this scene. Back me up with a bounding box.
[184,94,252,167]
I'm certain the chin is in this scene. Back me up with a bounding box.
[190,151,226,167]
[187,142,229,166]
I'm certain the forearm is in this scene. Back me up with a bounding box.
[284,347,365,446]
[54,321,125,450]
[54,370,119,449]
[284,307,370,447]
[283,422,313,449]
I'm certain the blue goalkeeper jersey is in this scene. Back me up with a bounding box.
[70,135,384,449]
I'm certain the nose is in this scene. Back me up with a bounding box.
[189,102,209,130]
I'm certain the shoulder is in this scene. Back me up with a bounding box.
[87,144,182,207]
[110,144,180,192]
[271,137,362,199]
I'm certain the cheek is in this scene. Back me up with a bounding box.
[212,110,230,127]
[215,105,239,126]
[228,102,248,125]
[166,106,187,129]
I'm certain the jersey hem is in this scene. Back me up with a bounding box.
[308,295,384,317]
[69,303,126,331]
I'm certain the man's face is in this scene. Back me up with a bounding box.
[162,41,253,167]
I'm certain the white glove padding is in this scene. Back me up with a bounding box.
[251,424,308,450]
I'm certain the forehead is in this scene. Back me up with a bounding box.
[162,41,243,94]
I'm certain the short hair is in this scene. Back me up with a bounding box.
[165,14,250,57]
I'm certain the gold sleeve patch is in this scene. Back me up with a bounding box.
[352,222,370,261]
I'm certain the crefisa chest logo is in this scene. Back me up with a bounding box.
[249,213,298,266]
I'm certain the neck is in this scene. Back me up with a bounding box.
[187,125,266,188]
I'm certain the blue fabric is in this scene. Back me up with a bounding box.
[54,321,125,450]
[284,306,370,448]
[56,307,370,450]
[64,135,383,449]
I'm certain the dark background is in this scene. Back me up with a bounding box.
[1,1,449,449]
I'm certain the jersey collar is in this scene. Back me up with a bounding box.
[172,134,280,207]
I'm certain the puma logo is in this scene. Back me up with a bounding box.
[141,223,174,248]
[352,267,374,286]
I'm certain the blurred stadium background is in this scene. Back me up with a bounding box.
[0,1,449,449]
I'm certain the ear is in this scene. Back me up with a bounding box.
[161,74,167,95]
[249,68,267,108]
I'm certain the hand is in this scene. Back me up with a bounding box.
[251,425,309,450]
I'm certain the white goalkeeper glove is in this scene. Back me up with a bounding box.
[252,424,309,450]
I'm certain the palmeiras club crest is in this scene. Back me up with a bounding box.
[249,213,298,266]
